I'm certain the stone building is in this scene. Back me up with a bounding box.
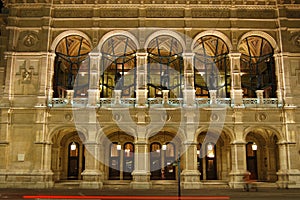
[0,0,299,189]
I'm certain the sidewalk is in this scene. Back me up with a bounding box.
[0,187,300,200]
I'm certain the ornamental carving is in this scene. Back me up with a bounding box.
[290,32,300,48]
[256,113,267,122]
[23,33,38,47]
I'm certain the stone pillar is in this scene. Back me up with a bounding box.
[88,52,101,107]
[183,89,195,107]
[136,89,148,107]
[277,141,300,188]
[273,53,283,106]
[66,90,74,105]
[181,142,202,189]
[130,139,152,189]
[229,139,248,188]
[46,52,56,107]
[87,89,99,107]
[80,142,103,189]
[182,52,195,89]
[256,90,264,104]
[113,90,122,105]
[209,90,217,105]
[136,52,148,90]
[162,90,169,105]
[228,53,244,107]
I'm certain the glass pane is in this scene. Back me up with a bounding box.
[100,35,137,98]
[69,143,78,157]
[239,36,276,97]
[166,143,175,157]
[124,143,134,158]
[110,144,119,157]
[193,36,230,98]
[53,35,91,98]
[147,36,184,98]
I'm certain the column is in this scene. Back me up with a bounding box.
[130,139,152,189]
[229,134,248,188]
[182,52,195,107]
[113,90,122,105]
[66,90,74,105]
[80,142,103,189]
[46,52,56,106]
[256,90,264,104]
[88,52,101,107]
[276,142,289,188]
[135,52,148,107]
[162,90,169,105]
[273,53,283,106]
[209,90,217,105]
[228,53,244,107]
[181,142,202,189]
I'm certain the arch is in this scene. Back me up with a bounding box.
[50,30,93,52]
[194,126,234,144]
[96,126,136,144]
[243,126,283,142]
[96,30,140,52]
[191,30,233,52]
[144,30,186,51]
[146,126,187,143]
[237,31,279,53]
[47,125,88,143]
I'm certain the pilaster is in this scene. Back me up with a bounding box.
[228,53,243,107]
[130,140,152,189]
[181,142,202,189]
[80,142,103,189]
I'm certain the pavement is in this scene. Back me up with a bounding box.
[0,187,299,200]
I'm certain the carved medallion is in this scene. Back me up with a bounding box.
[256,113,267,122]
[65,113,73,121]
[23,33,39,47]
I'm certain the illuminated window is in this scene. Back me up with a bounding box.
[239,36,276,98]
[53,35,91,98]
[193,36,230,98]
[147,36,184,98]
[100,35,137,98]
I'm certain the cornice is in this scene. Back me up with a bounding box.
[4,0,283,7]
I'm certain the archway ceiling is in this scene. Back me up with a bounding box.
[193,36,229,57]
[101,36,137,56]
[239,36,273,59]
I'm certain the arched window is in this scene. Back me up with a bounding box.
[193,36,230,98]
[147,35,184,98]
[100,35,137,98]
[53,35,91,98]
[239,36,276,98]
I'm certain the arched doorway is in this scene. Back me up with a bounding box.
[245,129,280,182]
[197,131,231,181]
[149,132,179,180]
[51,131,86,181]
[105,132,135,180]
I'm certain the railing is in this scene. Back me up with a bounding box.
[49,97,280,108]
[243,98,279,107]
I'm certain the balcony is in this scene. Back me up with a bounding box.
[48,97,280,108]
